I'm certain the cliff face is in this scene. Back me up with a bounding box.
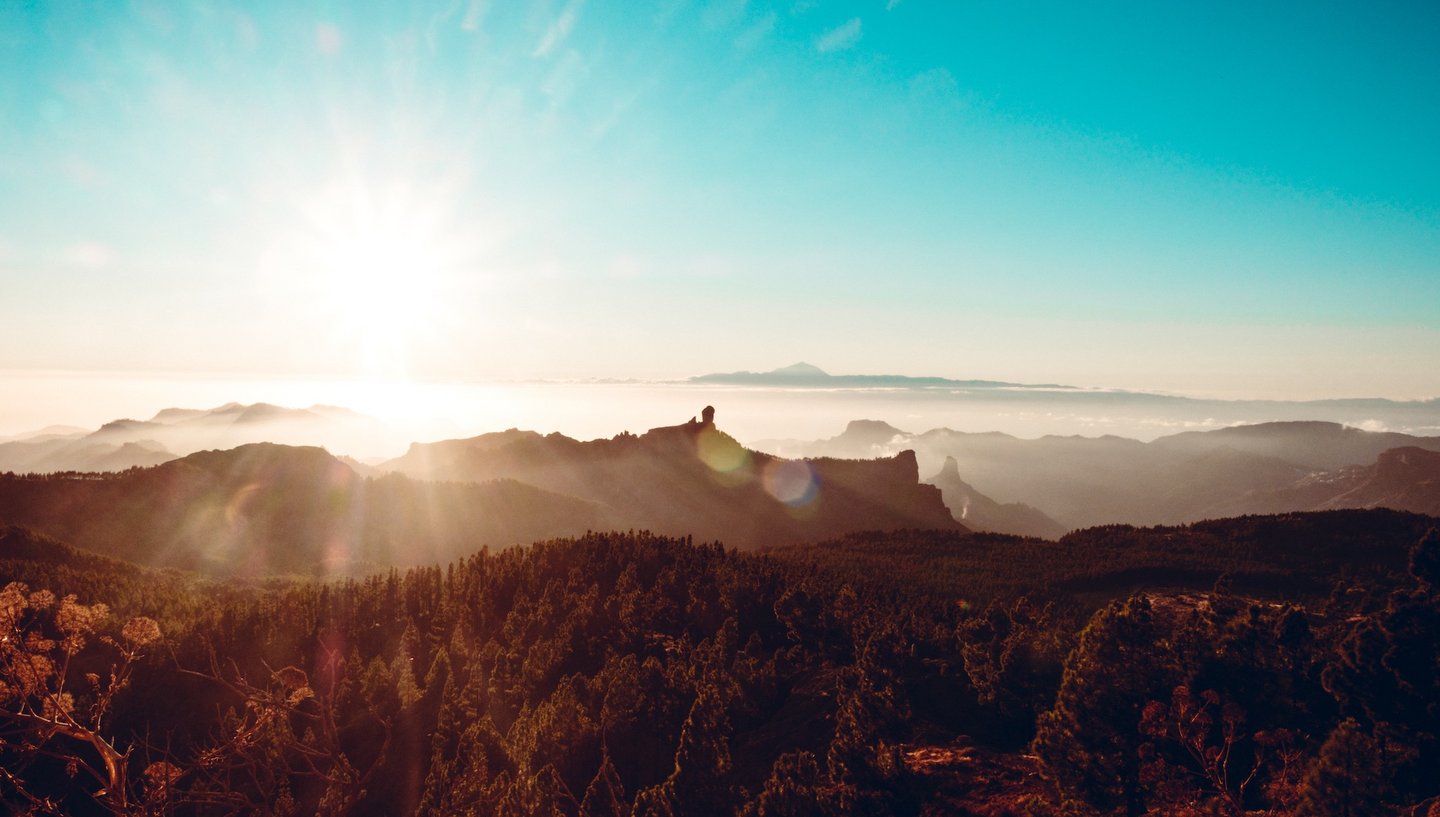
[1316,447,1440,516]
[924,456,1068,539]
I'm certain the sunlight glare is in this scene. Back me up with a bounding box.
[262,171,477,381]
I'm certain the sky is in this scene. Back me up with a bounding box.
[2,0,1439,407]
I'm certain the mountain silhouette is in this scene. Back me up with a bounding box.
[383,409,960,549]
[0,410,960,573]
[0,402,395,474]
[0,442,613,575]
[765,420,1440,529]
[1311,446,1440,515]
[924,456,1067,539]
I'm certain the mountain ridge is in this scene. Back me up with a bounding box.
[760,419,1440,529]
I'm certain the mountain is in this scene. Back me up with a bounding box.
[0,409,960,572]
[759,420,1440,529]
[1148,420,1440,469]
[0,402,397,474]
[0,434,177,474]
[0,425,88,443]
[1311,446,1440,516]
[924,456,1068,539]
[382,410,961,549]
[691,362,1039,389]
[0,442,613,575]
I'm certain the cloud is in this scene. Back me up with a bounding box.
[461,0,489,32]
[541,50,586,102]
[734,11,777,50]
[814,18,861,53]
[533,0,585,58]
[886,0,903,9]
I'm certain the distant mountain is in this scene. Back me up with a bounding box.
[0,425,88,443]
[382,410,961,549]
[0,402,394,474]
[0,442,613,575]
[1148,421,1440,470]
[691,362,1049,389]
[924,457,1068,539]
[0,434,177,474]
[1311,446,1440,516]
[760,420,1440,529]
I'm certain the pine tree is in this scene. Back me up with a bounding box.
[1033,596,1175,817]
[659,688,735,817]
[1298,719,1384,817]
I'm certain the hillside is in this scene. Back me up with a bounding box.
[382,411,961,549]
[0,443,613,575]
[0,412,960,573]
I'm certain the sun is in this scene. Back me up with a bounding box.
[321,225,445,332]
[318,221,451,376]
[264,174,473,380]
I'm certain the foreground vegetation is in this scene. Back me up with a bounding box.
[1,510,1438,815]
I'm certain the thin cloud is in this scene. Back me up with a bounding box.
[814,18,861,53]
[461,0,489,32]
[533,0,585,58]
[734,11,777,50]
[886,0,903,9]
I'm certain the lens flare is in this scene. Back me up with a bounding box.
[763,459,818,508]
[696,428,752,486]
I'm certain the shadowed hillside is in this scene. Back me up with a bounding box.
[0,443,613,575]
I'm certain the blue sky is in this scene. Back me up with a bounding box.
[2,0,1438,400]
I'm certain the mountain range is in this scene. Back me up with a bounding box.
[5,395,1440,551]
[0,402,391,474]
[0,410,958,574]
[762,418,1440,535]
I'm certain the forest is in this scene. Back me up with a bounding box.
[3,509,1439,816]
